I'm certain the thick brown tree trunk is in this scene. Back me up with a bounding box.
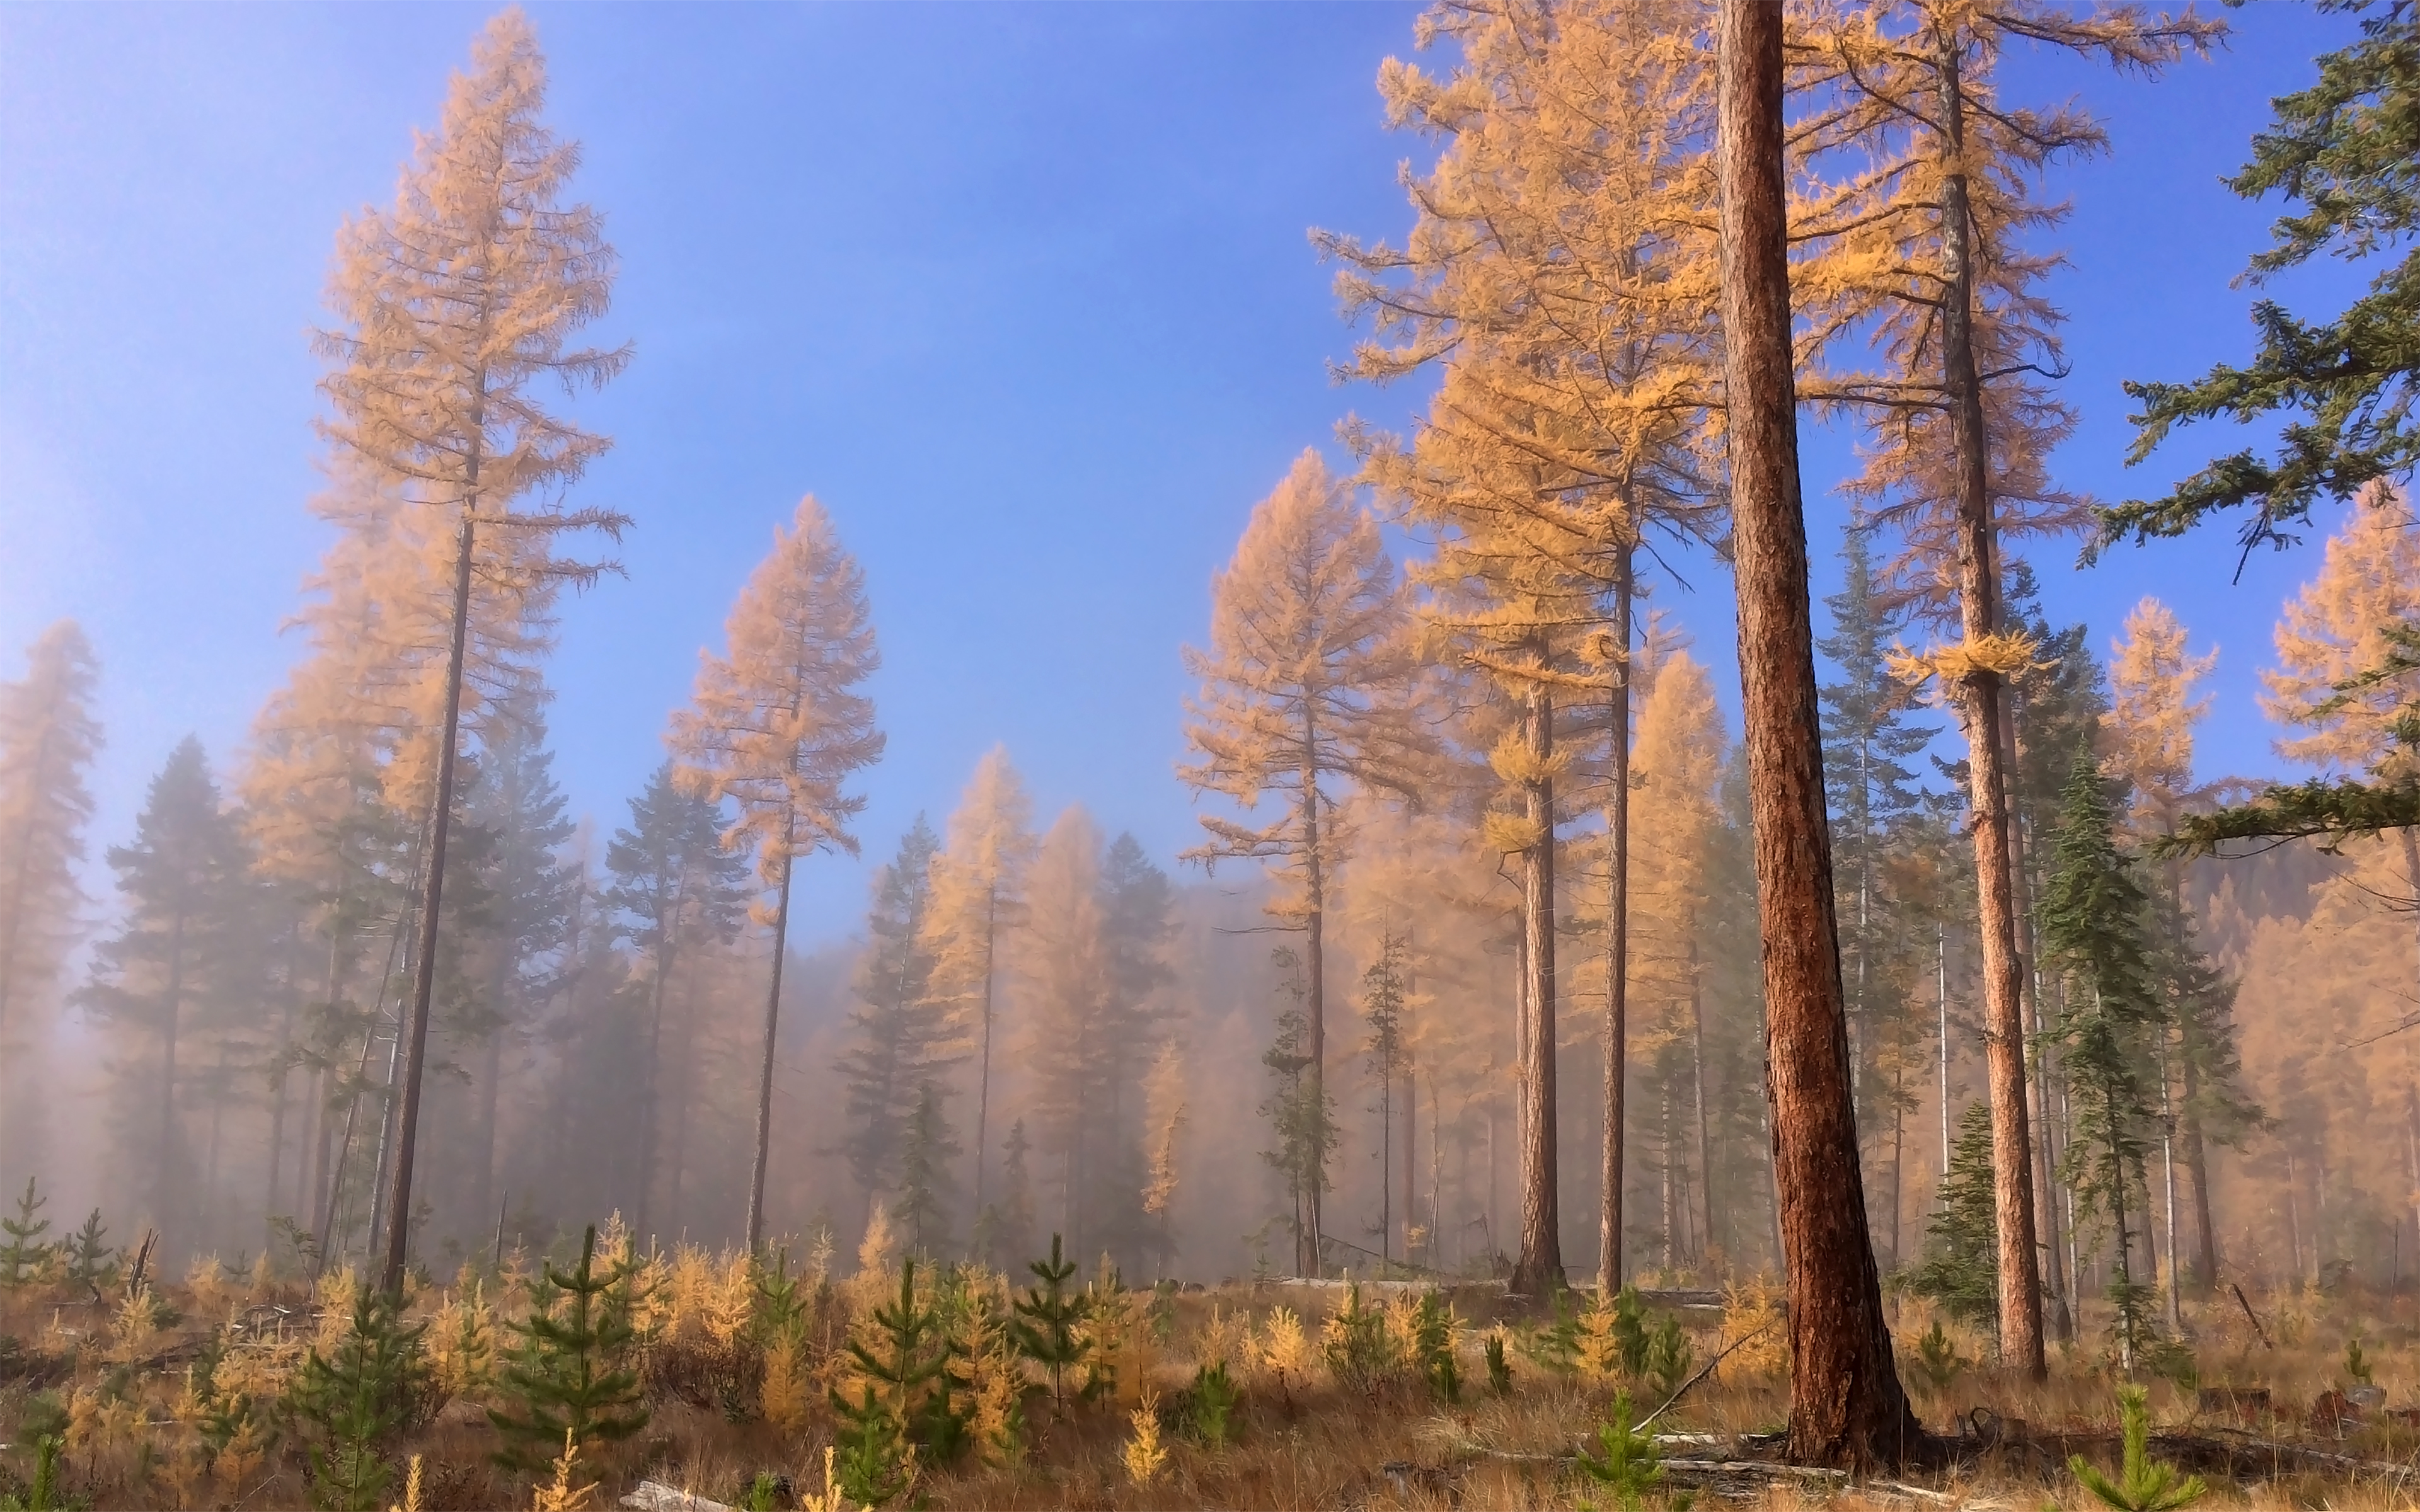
[1602,544,1635,1295]
[1934,28,2047,1378]
[1511,677,1565,1297]
[1717,0,1920,1465]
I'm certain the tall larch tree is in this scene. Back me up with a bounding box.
[602,760,746,1240]
[1795,0,2218,1375]
[1180,449,1423,1276]
[920,746,1037,1223]
[1716,0,1919,1465]
[1627,651,1726,1268]
[0,621,101,1171]
[1016,806,1112,1259]
[1325,0,1726,1294]
[670,495,883,1251]
[79,739,258,1251]
[318,8,631,1295]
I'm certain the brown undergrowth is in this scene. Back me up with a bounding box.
[4,1245,2420,1511]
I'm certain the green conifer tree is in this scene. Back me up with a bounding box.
[838,820,954,1224]
[488,1225,648,1474]
[895,1082,960,1257]
[0,1178,52,1286]
[1259,947,1335,1274]
[286,1283,431,1512]
[1008,1234,1087,1414]
[2040,751,2165,1366]
[1908,1102,2000,1333]
[972,1120,1035,1273]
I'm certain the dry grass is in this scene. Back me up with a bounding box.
[6,1257,2420,1510]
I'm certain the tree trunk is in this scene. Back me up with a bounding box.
[1691,936,1713,1264]
[2008,732,2073,1340]
[973,885,998,1220]
[1300,735,1328,1278]
[1717,0,1920,1464]
[265,927,300,1227]
[379,501,478,1297]
[746,826,797,1252]
[157,908,187,1243]
[635,924,677,1242]
[1602,544,1635,1295]
[1511,676,1565,1297]
[1935,28,2047,1378]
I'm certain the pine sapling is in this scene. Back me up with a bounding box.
[1007,1235,1086,1414]
[1574,1392,1665,1512]
[0,1179,54,1288]
[1483,1330,1513,1397]
[488,1227,647,1477]
[2068,1387,2206,1512]
[1189,1359,1239,1446]
[60,1212,113,1296]
[284,1284,429,1512]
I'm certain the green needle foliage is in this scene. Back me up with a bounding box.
[2070,1387,2207,1512]
[1189,1359,1239,1446]
[1911,1320,1968,1393]
[59,1212,112,1294]
[1484,1331,1512,1397]
[1008,1234,1087,1413]
[2111,1,2420,558]
[1574,1392,1669,1512]
[0,1180,52,1288]
[1411,1292,1460,1405]
[488,1225,647,1477]
[1907,1102,2001,1332]
[285,1285,430,1512]
[0,1435,79,1512]
[840,1259,964,1465]
[1642,1314,1693,1405]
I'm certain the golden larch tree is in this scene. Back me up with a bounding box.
[1012,805,1112,1255]
[1179,449,1424,1276]
[1625,650,1725,1269]
[0,620,101,1175]
[1325,0,1726,1294]
[2262,487,2420,777]
[1793,0,2220,1375]
[920,745,1039,1222]
[2106,596,2218,840]
[670,495,883,1251]
[316,8,631,1294]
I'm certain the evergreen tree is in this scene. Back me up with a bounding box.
[0,621,100,1071]
[1908,1102,2000,1334]
[1361,931,1409,1265]
[2114,0,2420,555]
[1259,946,1335,1272]
[2039,750,2165,1366]
[1092,833,1175,1269]
[79,738,260,1246]
[316,9,631,1294]
[489,1225,648,1475]
[463,699,578,1233]
[838,820,952,1226]
[973,1120,1037,1274]
[1179,449,1426,1278]
[602,761,746,1238]
[895,1081,960,1256]
[669,495,884,1251]
[0,1177,53,1286]
[1819,529,1936,1157]
[287,1285,430,1512]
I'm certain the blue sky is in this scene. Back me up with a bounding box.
[0,1,2377,946]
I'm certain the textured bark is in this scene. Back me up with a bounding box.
[1510,679,1565,1297]
[1300,736,1328,1278]
[1601,547,1635,1295]
[1717,0,1919,1466]
[1935,28,2046,1378]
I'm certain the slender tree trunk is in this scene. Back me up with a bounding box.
[745,823,798,1252]
[2181,1051,2218,1289]
[666,962,702,1236]
[157,909,187,1242]
[1933,29,2047,1377]
[1937,927,1950,1178]
[1717,0,1918,1462]
[1511,675,1565,1297]
[379,501,477,1297]
[635,924,678,1242]
[1691,937,1713,1264]
[266,926,300,1227]
[973,886,997,1220]
[1300,735,1327,1278]
[2158,1036,2185,1333]
[1602,543,1635,1295]
[1404,1060,1419,1266]
[473,936,512,1242]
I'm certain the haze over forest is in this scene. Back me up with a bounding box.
[4,0,2418,1336]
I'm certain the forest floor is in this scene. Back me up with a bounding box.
[4,1241,2419,1511]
